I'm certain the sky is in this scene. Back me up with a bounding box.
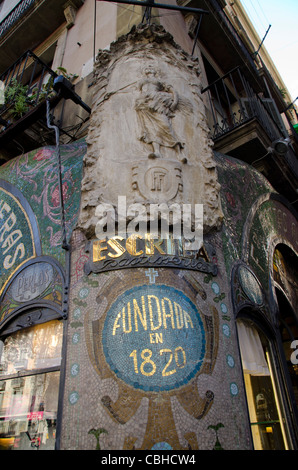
[241,0,298,103]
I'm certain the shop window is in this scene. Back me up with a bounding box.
[274,245,298,412]
[277,289,298,408]
[0,319,63,450]
[237,320,290,450]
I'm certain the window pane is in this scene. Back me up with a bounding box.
[0,371,60,450]
[245,374,286,450]
[238,320,289,450]
[0,320,63,376]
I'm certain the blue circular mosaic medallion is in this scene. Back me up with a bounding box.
[226,354,235,368]
[69,391,79,405]
[102,285,206,392]
[151,442,173,450]
[222,324,230,337]
[230,382,239,396]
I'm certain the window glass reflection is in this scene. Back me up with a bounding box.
[0,320,63,376]
[0,320,62,450]
[0,371,60,450]
[238,320,289,450]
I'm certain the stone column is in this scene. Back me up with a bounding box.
[61,24,251,451]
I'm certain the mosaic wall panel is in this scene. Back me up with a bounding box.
[245,198,298,290]
[215,151,298,300]
[61,231,251,450]
[0,140,86,269]
[214,151,273,278]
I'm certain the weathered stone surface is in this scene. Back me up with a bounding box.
[78,24,223,238]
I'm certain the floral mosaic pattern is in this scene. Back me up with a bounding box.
[61,233,249,451]
[0,140,86,266]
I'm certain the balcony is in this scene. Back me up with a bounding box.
[180,0,262,90]
[0,50,91,162]
[0,0,84,75]
[0,50,61,161]
[202,66,286,143]
[0,0,36,39]
[201,67,298,210]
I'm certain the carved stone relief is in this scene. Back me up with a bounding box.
[78,24,223,238]
[135,64,187,163]
[132,159,183,203]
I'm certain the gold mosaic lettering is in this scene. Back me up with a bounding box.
[111,295,195,336]
[149,332,163,343]
[93,239,108,262]
[2,229,22,255]
[0,201,11,219]
[183,310,194,329]
[148,295,162,331]
[3,243,25,269]
[122,303,132,333]
[144,233,166,255]
[0,212,17,243]
[197,246,209,262]
[126,234,143,256]
[112,311,122,335]
[134,297,147,331]
[155,332,163,343]
[107,236,126,258]
[174,302,184,329]
[161,297,175,330]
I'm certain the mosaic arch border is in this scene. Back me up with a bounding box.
[230,193,298,326]
[229,195,298,450]
[241,193,298,261]
[241,193,298,289]
[0,255,68,335]
[267,237,298,316]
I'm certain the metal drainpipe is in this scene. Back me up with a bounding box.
[46,99,71,450]
[46,99,69,252]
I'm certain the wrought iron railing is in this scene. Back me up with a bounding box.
[0,50,57,129]
[0,0,35,38]
[202,67,298,180]
[201,67,288,142]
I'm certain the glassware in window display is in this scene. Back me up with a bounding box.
[0,320,63,376]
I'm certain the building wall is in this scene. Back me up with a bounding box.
[0,2,297,452]
[61,25,297,450]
